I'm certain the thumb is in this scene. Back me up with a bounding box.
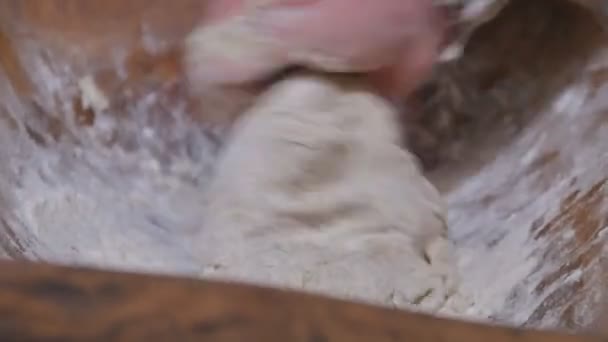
[184,14,290,90]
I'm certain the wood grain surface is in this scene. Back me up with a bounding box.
[0,259,603,342]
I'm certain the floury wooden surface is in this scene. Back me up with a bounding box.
[0,260,603,342]
[0,0,607,338]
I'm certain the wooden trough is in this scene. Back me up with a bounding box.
[0,0,608,340]
[0,260,603,341]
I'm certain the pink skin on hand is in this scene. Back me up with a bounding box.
[203,0,246,23]
[199,0,446,99]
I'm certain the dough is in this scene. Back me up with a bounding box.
[194,72,461,313]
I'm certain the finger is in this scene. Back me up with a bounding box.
[252,0,441,72]
[204,0,246,23]
[369,22,445,101]
[185,14,289,89]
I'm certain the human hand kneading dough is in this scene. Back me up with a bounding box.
[186,1,470,314]
[185,0,447,104]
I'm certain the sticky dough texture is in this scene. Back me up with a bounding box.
[194,72,463,313]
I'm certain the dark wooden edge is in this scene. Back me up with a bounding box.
[0,260,603,341]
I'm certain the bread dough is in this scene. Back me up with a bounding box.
[194,72,462,313]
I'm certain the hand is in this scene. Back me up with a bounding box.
[186,0,447,101]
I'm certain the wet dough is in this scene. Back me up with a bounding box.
[195,72,462,313]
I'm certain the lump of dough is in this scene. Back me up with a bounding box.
[78,75,110,113]
[194,72,464,314]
